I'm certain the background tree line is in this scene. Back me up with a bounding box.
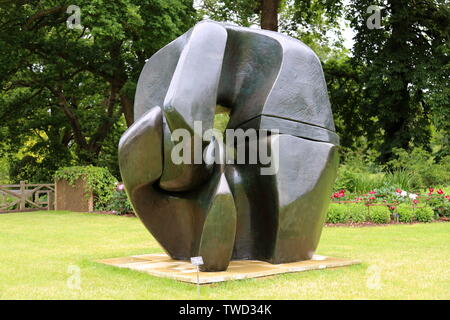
[0,0,448,183]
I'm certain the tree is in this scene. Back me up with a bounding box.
[0,0,196,181]
[323,54,368,148]
[200,0,343,34]
[261,0,281,31]
[347,0,449,162]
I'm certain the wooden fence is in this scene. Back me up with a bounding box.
[0,181,55,213]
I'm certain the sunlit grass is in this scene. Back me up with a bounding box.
[0,211,449,300]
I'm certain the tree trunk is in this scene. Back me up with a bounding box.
[261,0,280,31]
[378,0,412,163]
[120,93,134,127]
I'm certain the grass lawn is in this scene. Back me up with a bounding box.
[0,211,449,300]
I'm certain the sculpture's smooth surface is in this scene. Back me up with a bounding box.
[119,21,339,272]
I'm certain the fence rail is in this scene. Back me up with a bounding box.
[0,181,55,212]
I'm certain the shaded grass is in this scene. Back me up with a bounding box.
[0,211,449,300]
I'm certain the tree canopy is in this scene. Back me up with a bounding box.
[0,0,448,182]
[0,0,196,181]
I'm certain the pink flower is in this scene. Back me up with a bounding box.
[116,183,125,191]
[429,188,434,193]
[413,199,419,204]
[369,196,376,200]
[396,188,402,193]
[369,190,376,194]
[437,189,444,195]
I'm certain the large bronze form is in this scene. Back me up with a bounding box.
[119,21,339,272]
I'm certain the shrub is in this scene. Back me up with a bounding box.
[0,157,9,184]
[388,148,450,187]
[383,169,414,191]
[106,184,133,215]
[396,204,415,223]
[424,190,450,218]
[415,206,435,223]
[346,203,368,223]
[335,165,385,194]
[326,203,350,224]
[368,206,391,224]
[54,165,117,210]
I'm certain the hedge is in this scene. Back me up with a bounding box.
[368,206,391,224]
[396,204,415,223]
[415,206,435,222]
[326,203,367,224]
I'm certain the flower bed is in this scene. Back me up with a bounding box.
[328,186,450,224]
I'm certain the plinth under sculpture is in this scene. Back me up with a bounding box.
[118,21,339,272]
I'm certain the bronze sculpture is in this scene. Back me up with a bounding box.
[119,21,339,272]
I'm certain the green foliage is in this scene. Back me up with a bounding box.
[346,203,367,223]
[347,0,450,161]
[388,148,450,187]
[335,147,450,193]
[213,105,230,134]
[396,204,415,223]
[326,203,349,224]
[383,169,414,191]
[335,165,384,193]
[415,206,435,223]
[105,186,133,215]
[0,0,197,182]
[426,194,450,218]
[368,206,391,224]
[334,148,385,193]
[54,165,117,210]
[0,157,9,184]
[324,56,367,148]
[327,203,367,224]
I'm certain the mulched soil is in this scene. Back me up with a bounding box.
[325,217,449,228]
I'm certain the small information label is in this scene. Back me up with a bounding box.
[190,256,204,266]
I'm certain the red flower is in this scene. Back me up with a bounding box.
[413,199,419,204]
[369,196,376,200]
[396,188,402,193]
[437,189,444,195]
[429,188,434,193]
[369,190,376,194]
[333,191,345,198]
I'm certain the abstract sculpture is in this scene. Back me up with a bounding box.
[119,21,339,272]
